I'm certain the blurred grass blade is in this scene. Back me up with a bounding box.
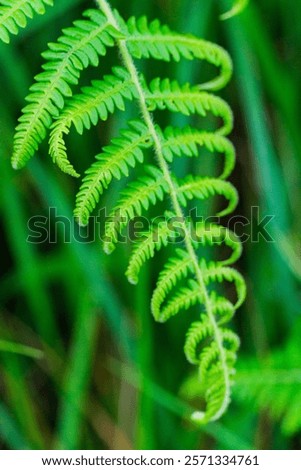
[222,3,300,321]
[29,160,135,360]
[0,340,43,359]
[56,295,99,449]
[278,235,301,282]
[1,355,47,448]
[220,0,249,20]
[0,402,30,449]
[240,3,301,213]
[0,110,62,348]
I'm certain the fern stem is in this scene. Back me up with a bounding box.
[96,0,231,422]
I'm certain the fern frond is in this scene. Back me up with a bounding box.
[49,68,135,177]
[209,293,236,325]
[12,9,122,170]
[176,176,238,216]
[74,121,151,226]
[103,166,169,254]
[234,322,301,436]
[183,321,301,434]
[126,213,175,285]
[158,283,236,326]
[162,126,236,179]
[126,221,242,287]
[0,0,53,44]
[184,315,240,423]
[158,279,203,322]
[200,262,246,308]
[194,223,242,266]
[11,0,246,425]
[198,328,239,382]
[184,315,215,366]
[119,14,233,91]
[235,361,301,436]
[145,78,233,135]
[152,258,245,326]
[151,248,195,322]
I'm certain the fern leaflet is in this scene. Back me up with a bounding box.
[0,0,53,44]
[11,9,123,170]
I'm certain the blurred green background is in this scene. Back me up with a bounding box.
[0,0,300,450]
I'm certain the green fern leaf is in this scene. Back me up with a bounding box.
[12,9,122,170]
[176,176,238,216]
[0,0,53,44]
[151,248,195,322]
[119,14,233,91]
[74,121,152,226]
[200,261,246,308]
[184,314,240,423]
[162,126,236,179]
[11,0,246,425]
[144,78,233,135]
[125,212,176,285]
[194,223,242,266]
[158,279,203,322]
[103,166,169,254]
[234,321,301,436]
[49,68,136,177]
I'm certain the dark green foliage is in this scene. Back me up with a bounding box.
[235,324,301,437]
